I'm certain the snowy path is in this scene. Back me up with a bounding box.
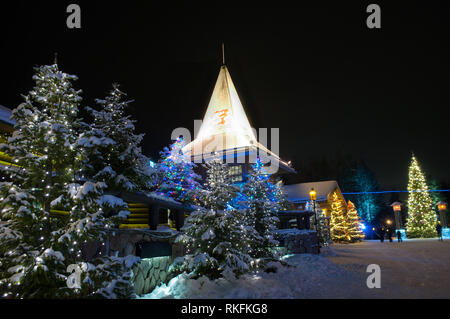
[143,239,450,299]
[327,239,450,298]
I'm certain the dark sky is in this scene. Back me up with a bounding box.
[1,1,449,189]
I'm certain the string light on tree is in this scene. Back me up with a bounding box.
[405,154,437,238]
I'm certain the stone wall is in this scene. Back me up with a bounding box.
[274,229,319,255]
[107,229,183,296]
[81,228,184,296]
[132,256,173,296]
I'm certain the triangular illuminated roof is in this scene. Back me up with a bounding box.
[183,63,295,174]
[183,65,257,154]
[184,66,277,154]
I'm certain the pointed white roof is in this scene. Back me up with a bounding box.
[183,66,285,161]
[183,65,256,154]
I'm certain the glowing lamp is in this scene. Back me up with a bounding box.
[309,188,317,201]
[438,202,447,212]
[391,202,402,213]
[386,220,392,225]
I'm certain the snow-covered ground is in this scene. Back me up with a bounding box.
[141,239,450,299]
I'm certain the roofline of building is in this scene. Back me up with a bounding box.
[188,145,296,174]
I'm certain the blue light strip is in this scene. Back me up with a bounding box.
[342,190,450,195]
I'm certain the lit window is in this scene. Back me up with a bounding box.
[229,165,243,183]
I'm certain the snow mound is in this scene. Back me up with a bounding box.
[140,251,367,299]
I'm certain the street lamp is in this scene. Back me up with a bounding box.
[391,202,402,230]
[309,188,317,201]
[437,201,448,228]
[309,188,320,252]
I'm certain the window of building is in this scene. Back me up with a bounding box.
[229,165,243,183]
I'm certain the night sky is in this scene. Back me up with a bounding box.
[1,1,449,189]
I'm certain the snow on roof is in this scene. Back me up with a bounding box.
[0,105,16,126]
[283,180,341,203]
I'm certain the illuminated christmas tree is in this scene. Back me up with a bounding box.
[0,64,138,299]
[346,201,365,242]
[80,84,154,194]
[311,202,331,246]
[172,158,253,280]
[156,137,201,205]
[406,155,437,238]
[329,192,349,243]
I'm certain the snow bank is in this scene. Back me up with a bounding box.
[140,250,367,299]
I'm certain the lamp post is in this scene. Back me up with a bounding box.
[437,201,448,228]
[309,188,320,252]
[391,202,402,230]
[309,188,317,225]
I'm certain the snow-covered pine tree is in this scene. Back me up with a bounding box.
[172,158,253,280]
[0,63,85,298]
[406,154,437,238]
[0,65,138,299]
[346,201,365,242]
[329,192,349,243]
[80,84,154,196]
[156,137,201,205]
[241,158,279,266]
[270,180,290,212]
[310,201,332,246]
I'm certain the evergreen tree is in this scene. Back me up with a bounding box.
[79,84,154,195]
[241,158,279,265]
[427,176,446,211]
[0,64,138,299]
[406,155,437,238]
[172,158,253,280]
[339,161,383,224]
[329,192,349,243]
[156,137,201,205]
[346,201,365,242]
[310,201,332,246]
[270,180,290,212]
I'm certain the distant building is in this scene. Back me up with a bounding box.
[283,180,347,217]
[0,105,15,169]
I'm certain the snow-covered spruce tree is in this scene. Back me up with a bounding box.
[79,84,154,196]
[346,201,365,242]
[171,158,254,280]
[406,155,437,238]
[155,137,201,205]
[0,65,138,299]
[241,158,280,266]
[329,192,349,243]
[0,63,84,298]
[269,180,290,212]
[310,201,332,246]
[53,182,139,299]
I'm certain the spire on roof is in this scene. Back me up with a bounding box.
[183,63,258,157]
[183,61,282,164]
[222,43,226,66]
